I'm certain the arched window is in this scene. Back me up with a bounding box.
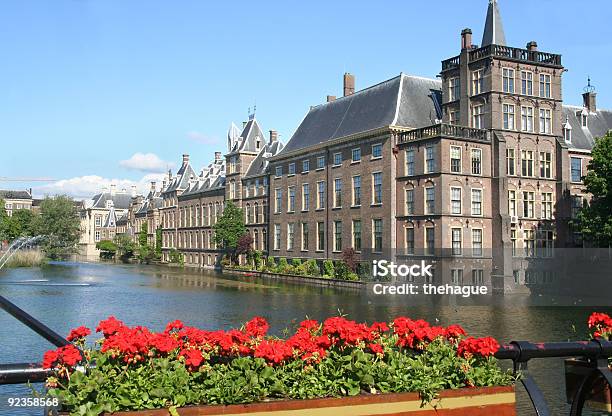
[245,203,251,224]
[254,203,260,223]
[230,180,236,199]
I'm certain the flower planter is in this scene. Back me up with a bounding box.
[55,386,515,416]
[564,358,612,412]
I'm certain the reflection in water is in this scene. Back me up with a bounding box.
[0,262,610,416]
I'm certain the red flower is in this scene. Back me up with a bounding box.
[42,350,59,369]
[96,316,125,337]
[445,325,466,341]
[43,345,82,369]
[254,339,292,364]
[370,322,389,334]
[299,319,319,331]
[457,337,499,359]
[245,317,269,338]
[67,326,91,341]
[368,343,384,355]
[181,349,204,368]
[165,320,184,333]
[150,333,180,354]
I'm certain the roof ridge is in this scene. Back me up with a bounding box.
[391,73,405,126]
[308,74,403,110]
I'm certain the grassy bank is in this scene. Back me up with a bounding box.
[2,249,46,268]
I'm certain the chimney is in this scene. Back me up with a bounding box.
[215,151,222,162]
[461,28,473,50]
[110,184,116,196]
[527,41,538,51]
[150,181,156,193]
[343,73,355,97]
[269,130,278,143]
[182,154,189,164]
[583,91,597,113]
[326,95,336,103]
[131,185,137,197]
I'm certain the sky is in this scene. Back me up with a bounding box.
[1,0,611,199]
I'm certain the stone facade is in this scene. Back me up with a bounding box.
[0,190,33,217]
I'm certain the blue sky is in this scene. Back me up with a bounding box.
[1,0,610,198]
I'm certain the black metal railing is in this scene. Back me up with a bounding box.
[441,44,562,72]
[396,123,489,144]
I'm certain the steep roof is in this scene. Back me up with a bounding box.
[244,140,284,178]
[90,192,132,210]
[164,160,197,193]
[482,0,506,47]
[562,105,612,151]
[0,190,32,200]
[229,118,266,154]
[102,206,117,227]
[280,74,442,154]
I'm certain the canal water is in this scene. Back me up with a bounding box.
[0,262,610,416]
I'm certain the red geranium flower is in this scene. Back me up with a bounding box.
[245,317,269,338]
[457,337,499,359]
[96,316,125,337]
[181,349,204,368]
[67,326,91,341]
[165,320,184,333]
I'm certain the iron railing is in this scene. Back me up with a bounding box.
[441,44,562,72]
[396,123,490,144]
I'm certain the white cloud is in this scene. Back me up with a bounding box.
[119,153,174,173]
[35,173,167,200]
[187,131,219,145]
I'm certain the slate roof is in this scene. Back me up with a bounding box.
[116,213,128,226]
[164,160,197,193]
[180,160,226,198]
[229,118,266,154]
[0,190,32,200]
[102,206,117,227]
[280,74,442,154]
[482,0,506,47]
[90,192,132,210]
[562,105,612,151]
[244,140,284,178]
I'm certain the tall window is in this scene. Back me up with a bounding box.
[287,223,295,250]
[302,159,310,173]
[451,269,463,285]
[230,180,236,199]
[405,149,415,175]
[472,69,484,95]
[539,109,552,134]
[317,156,325,169]
[373,219,383,253]
[254,203,260,223]
[334,221,342,252]
[539,152,552,179]
[571,196,583,219]
[425,187,435,214]
[449,109,460,125]
[541,192,553,219]
[451,228,462,256]
[352,176,361,206]
[425,227,435,256]
[372,172,383,204]
[507,149,516,175]
[521,150,534,177]
[288,186,296,212]
[524,229,535,257]
[521,71,533,95]
[301,223,309,251]
[333,152,342,166]
[521,106,534,132]
[471,189,483,216]
[425,146,436,173]
[537,230,554,258]
[502,68,515,93]
[405,189,414,215]
[503,104,515,130]
[274,188,282,213]
[472,269,484,285]
[472,229,483,257]
[539,74,551,98]
[450,146,462,173]
[275,166,282,177]
[288,163,296,175]
[406,228,415,255]
[451,187,462,215]
[317,181,325,209]
[571,158,582,182]
[471,148,482,175]
[317,222,325,251]
[352,148,361,162]
[274,224,281,250]
[352,220,362,252]
[302,183,310,211]
[449,77,460,101]
[511,229,517,256]
[472,104,484,128]
[333,178,342,207]
[372,144,383,159]
[523,191,535,218]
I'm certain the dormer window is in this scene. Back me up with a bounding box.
[256,139,261,150]
[562,116,572,143]
[582,114,588,128]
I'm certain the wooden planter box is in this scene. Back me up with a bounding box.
[565,358,612,412]
[56,386,515,416]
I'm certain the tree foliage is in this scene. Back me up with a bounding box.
[213,201,246,262]
[1,209,38,241]
[577,132,612,246]
[96,240,118,259]
[114,234,136,260]
[38,195,81,260]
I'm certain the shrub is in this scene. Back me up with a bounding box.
[334,261,351,280]
[169,249,184,266]
[341,248,358,272]
[291,258,302,268]
[265,256,277,272]
[304,259,320,276]
[323,260,335,278]
[252,251,263,270]
[277,258,293,274]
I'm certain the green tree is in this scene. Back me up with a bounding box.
[2,209,39,241]
[137,223,154,263]
[96,240,117,259]
[114,234,136,260]
[213,201,246,264]
[154,226,162,260]
[38,195,81,260]
[576,132,612,247]
[0,197,8,242]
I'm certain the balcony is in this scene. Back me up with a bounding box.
[397,123,489,144]
[442,44,562,72]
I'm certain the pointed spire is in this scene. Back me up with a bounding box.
[482,0,506,47]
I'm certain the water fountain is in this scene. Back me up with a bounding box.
[0,236,43,270]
